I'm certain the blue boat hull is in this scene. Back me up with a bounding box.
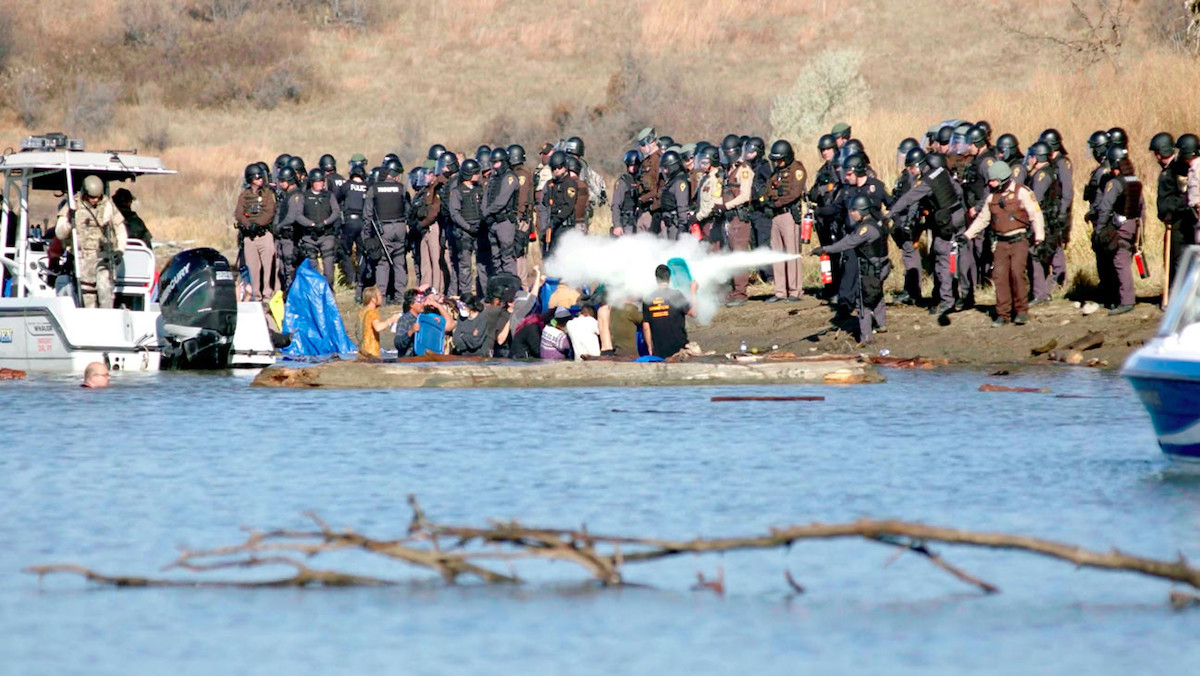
[1125,369,1200,462]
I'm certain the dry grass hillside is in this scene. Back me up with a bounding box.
[2,0,1200,294]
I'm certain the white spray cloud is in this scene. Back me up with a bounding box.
[543,232,802,324]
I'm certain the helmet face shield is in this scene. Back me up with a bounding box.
[719,146,740,166]
[435,153,459,175]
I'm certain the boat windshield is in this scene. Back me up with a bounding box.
[1159,246,1200,337]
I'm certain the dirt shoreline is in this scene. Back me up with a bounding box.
[331,284,1158,372]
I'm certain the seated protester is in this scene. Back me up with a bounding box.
[547,280,581,309]
[509,308,547,359]
[602,297,643,357]
[393,288,425,357]
[539,306,574,360]
[642,264,697,359]
[452,294,489,356]
[565,304,601,360]
[481,293,513,358]
[359,286,401,359]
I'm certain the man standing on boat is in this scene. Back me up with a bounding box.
[54,175,126,309]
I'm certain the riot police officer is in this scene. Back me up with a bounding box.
[508,145,536,287]
[235,163,278,301]
[811,194,890,344]
[891,137,922,305]
[543,151,578,256]
[449,159,484,296]
[363,160,410,304]
[1025,142,1062,305]
[658,150,691,241]
[720,138,755,306]
[319,154,346,195]
[808,134,841,299]
[337,164,370,301]
[433,151,461,294]
[273,166,304,295]
[611,150,641,237]
[297,167,341,287]
[1149,132,1193,286]
[481,147,521,288]
[764,139,807,301]
[888,148,963,316]
[1092,146,1143,314]
[1039,128,1073,290]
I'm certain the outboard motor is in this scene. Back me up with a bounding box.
[158,248,237,369]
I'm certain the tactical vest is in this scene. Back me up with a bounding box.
[342,181,368,215]
[1032,164,1061,227]
[74,197,116,253]
[659,173,686,224]
[1115,174,1143,219]
[411,189,429,224]
[438,176,458,218]
[303,189,333,228]
[855,218,888,263]
[987,185,1033,234]
[458,183,482,224]
[373,182,406,222]
[486,170,519,221]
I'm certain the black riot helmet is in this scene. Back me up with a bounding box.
[842,152,869,177]
[244,163,266,182]
[564,155,582,175]
[697,145,719,169]
[318,154,337,173]
[844,139,864,157]
[1106,127,1129,149]
[435,151,459,176]
[966,125,988,148]
[1087,131,1111,162]
[897,138,919,167]
[719,134,742,165]
[657,136,676,151]
[507,144,526,166]
[847,194,872,216]
[1149,132,1176,156]
[564,136,585,157]
[349,164,367,179]
[548,150,568,171]
[274,153,292,170]
[904,147,927,168]
[768,139,794,165]
[307,168,326,184]
[276,166,297,186]
[288,155,306,176]
[996,134,1021,162]
[410,167,431,190]
[368,166,383,185]
[659,150,682,176]
[490,147,510,171]
[474,145,491,169]
[975,120,992,142]
[1038,128,1062,152]
[427,144,447,161]
[818,134,837,151]
[255,161,271,177]
[1105,145,1128,167]
[1176,134,1199,159]
[383,157,404,178]
[935,125,954,146]
[742,136,766,162]
[925,152,947,170]
[460,158,481,180]
[1026,141,1052,164]
[623,149,642,168]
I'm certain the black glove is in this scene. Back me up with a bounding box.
[954,234,968,246]
[810,246,825,256]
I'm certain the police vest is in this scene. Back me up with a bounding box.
[923,167,958,224]
[303,189,333,228]
[855,218,889,263]
[659,173,688,223]
[486,170,519,221]
[1114,174,1143,219]
[328,173,347,194]
[1030,165,1061,226]
[438,176,458,218]
[373,183,406,222]
[987,185,1034,234]
[342,181,368,215]
[458,184,482,224]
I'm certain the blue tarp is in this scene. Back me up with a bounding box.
[281,259,357,357]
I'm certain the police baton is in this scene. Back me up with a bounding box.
[370,215,395,268]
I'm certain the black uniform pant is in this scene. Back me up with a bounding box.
[275,232,297,295]
[299,231,338,287]
[488,219,518,281]
[838,252,859,313]
[1169,215,1199,286]
[375,220,409,298]
[451,230,477,298]
[815,216,842,299]
[338,215,364,288]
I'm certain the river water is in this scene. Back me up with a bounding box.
[2,367,1198,675]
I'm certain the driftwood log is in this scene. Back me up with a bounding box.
[24,496,1200,606]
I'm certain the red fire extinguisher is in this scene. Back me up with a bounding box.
[949,240,959,275]
[800,213,813,245]
[1134,249,1149,279]
[820,254,833,285]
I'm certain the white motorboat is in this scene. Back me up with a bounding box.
[1122,245,1200,462]
[0,133,274,372]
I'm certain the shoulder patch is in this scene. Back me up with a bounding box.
[566,187,576,198]
[1035,171,1044,181]
[518,175,526,186]
[678,180,687,192]
[858,226,869,236]
[795,169,804,181]
[507,176,515,185]
[984,158,995,168]
[868,184,876,193]
[1105,181,1114,192]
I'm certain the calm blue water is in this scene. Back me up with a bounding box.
[2,367,1198,675]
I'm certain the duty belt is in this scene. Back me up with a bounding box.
[995,229,1027,243]
[345,211,363,219]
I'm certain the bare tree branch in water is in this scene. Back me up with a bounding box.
[24,495,1200,604]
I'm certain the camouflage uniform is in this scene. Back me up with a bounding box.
[55,194,127,308]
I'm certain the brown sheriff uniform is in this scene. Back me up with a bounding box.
[636,149,661,234]
[722,162,756,302]
[766,160,808,299]
[234,185,278,300]
[512,164,535,287]
[965,182,1046,321]
[573,176,590,235]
